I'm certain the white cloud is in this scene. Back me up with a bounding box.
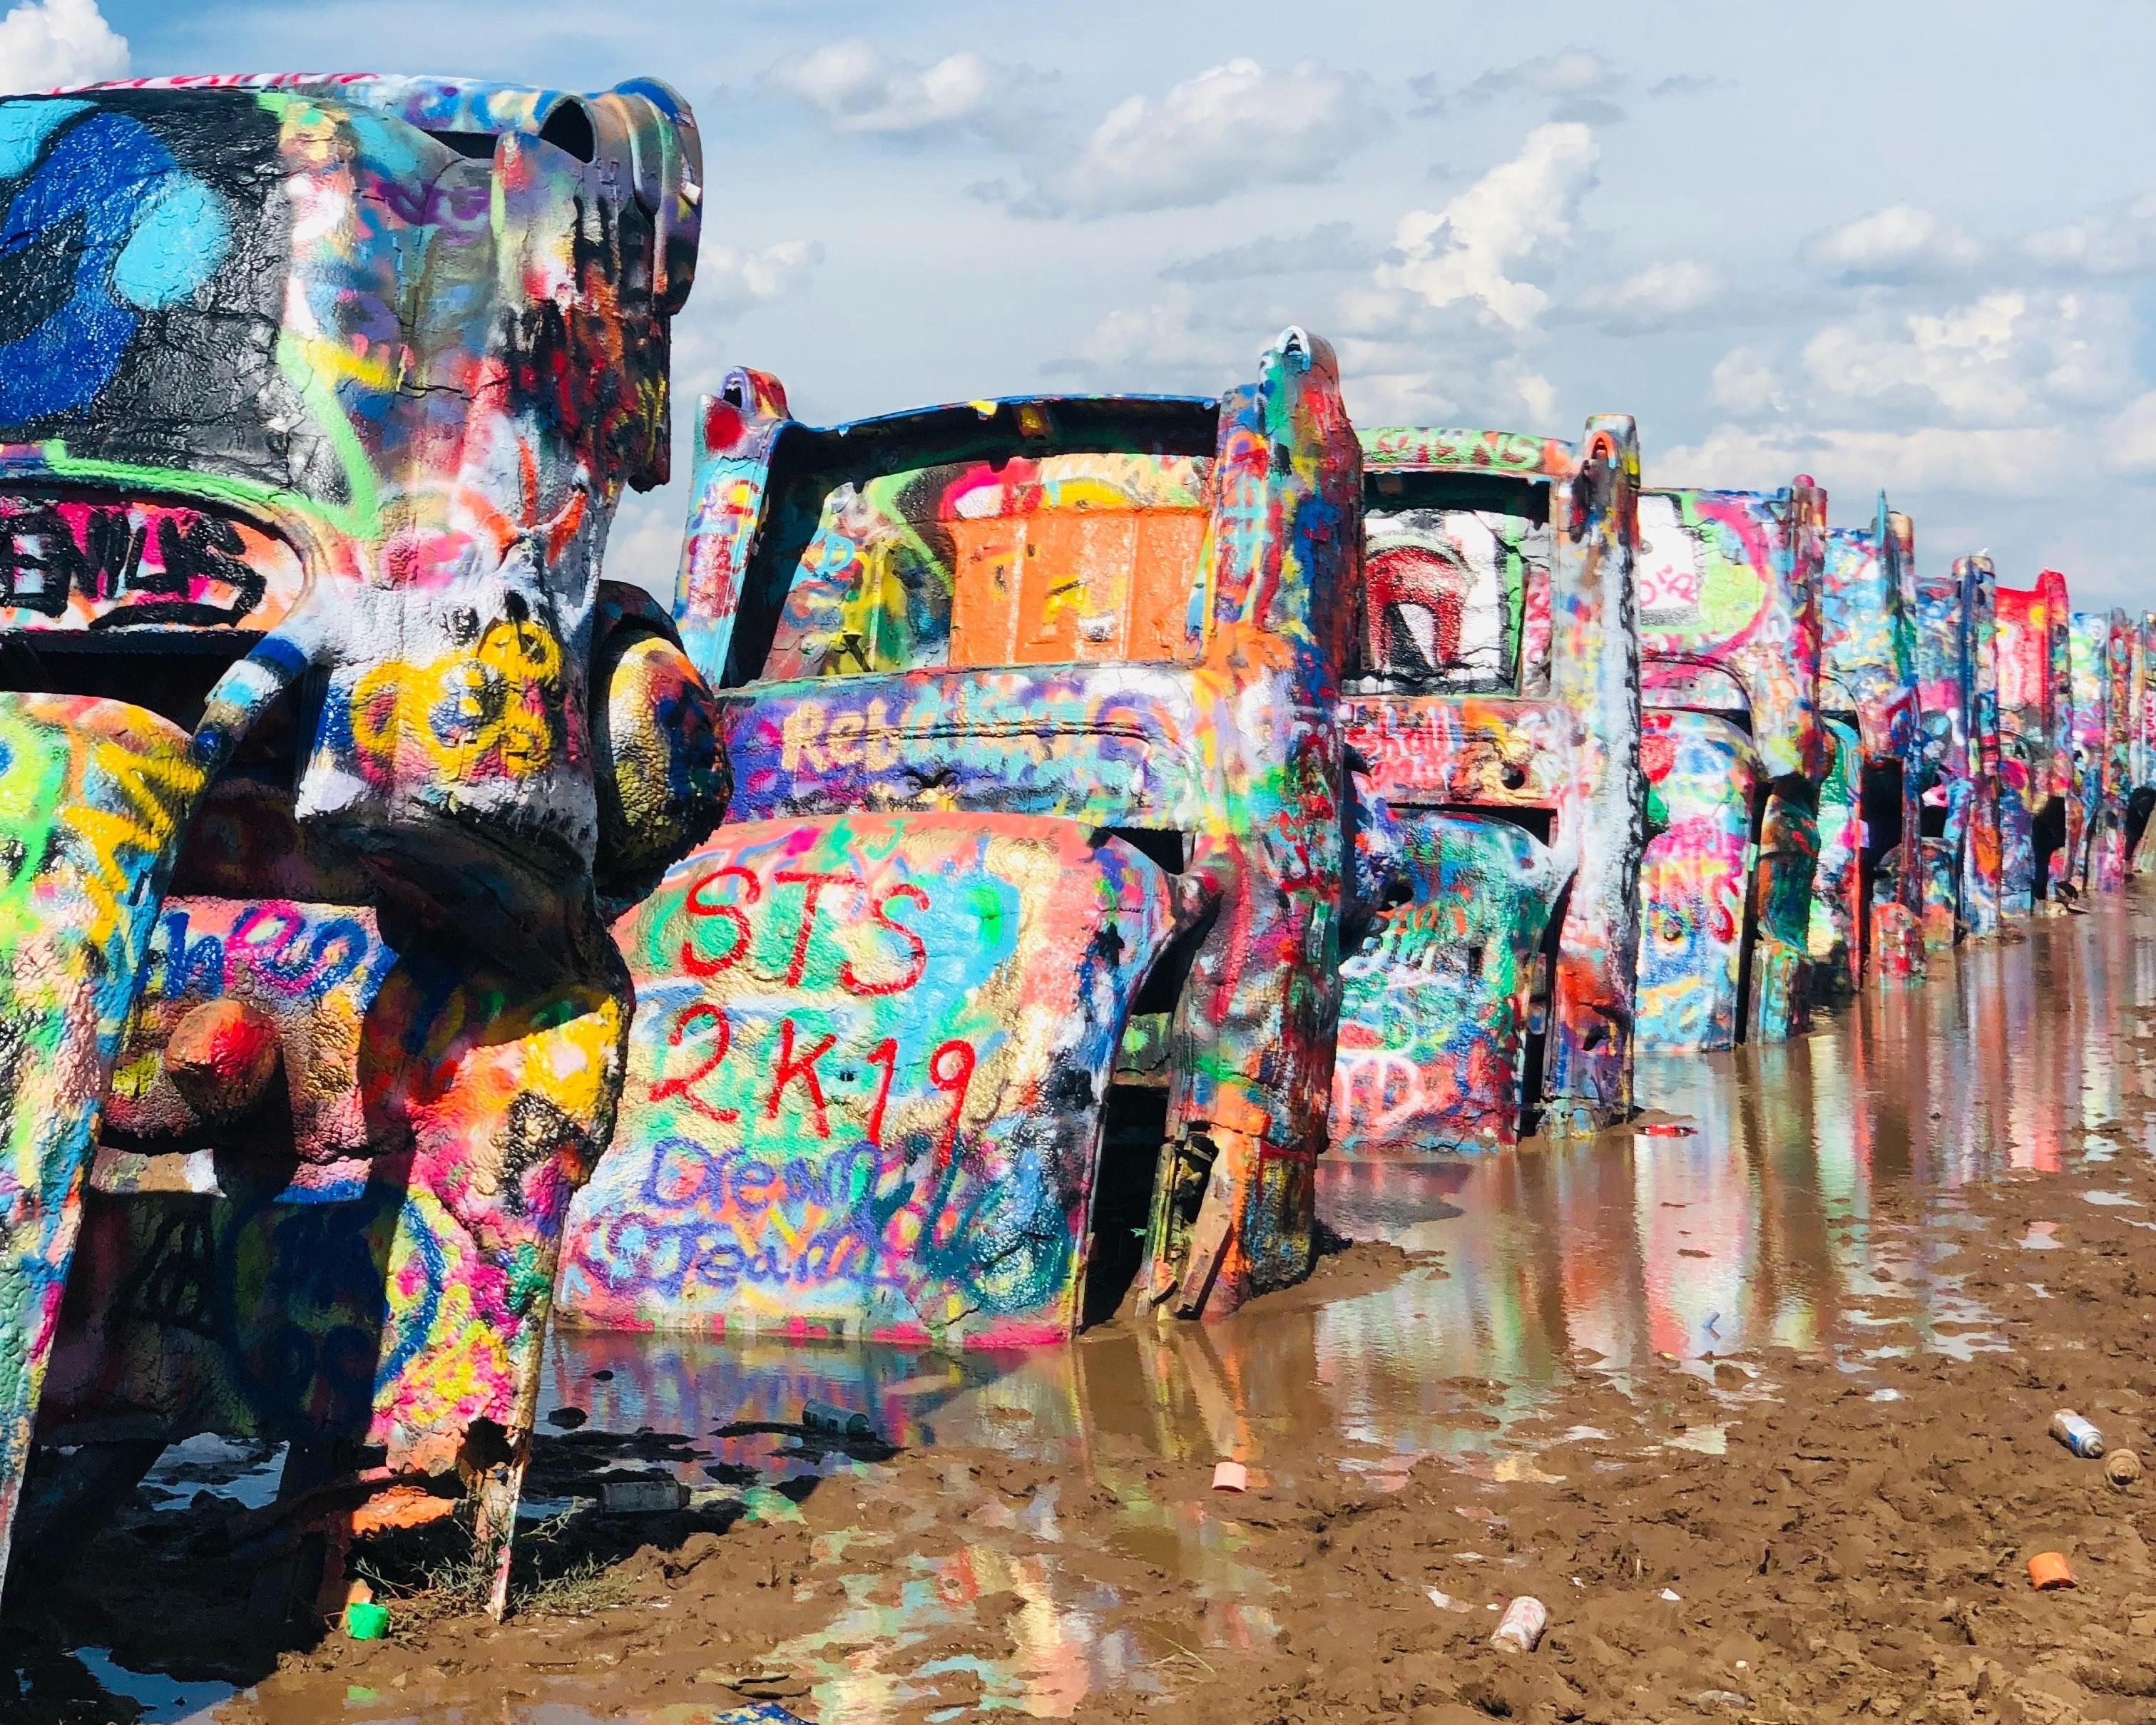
[1463,47,1617,101]
[1799,290,2135,424]
[693,240,825,322]
[2102,391,2156,476]
[0,0,126,92]
[1707,346,1786,418]
[1376,123,1599,332]
[765,39,1015,140]
[1665,287,2141,528]
[1802,203,1982,285]
[1158,221,1371,285]
[1460,48,1625,123]
[1600,258,1725,333]
[1656,423,2075,503]
[1050,287,1244,388]
[1008,58,1384,218]
[2022,190,2156,278]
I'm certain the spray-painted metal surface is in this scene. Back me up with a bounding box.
[2133,613,2156,875]
[563,330,1361,1337]
[1633,481,1829,1050]
[1958,558,2005,936]
[0,73,705,1609]
[1812,502,1923,986]
[0,700,200,1580]
[1994,570,2073,916]
[2102,610,2136,893]
[1807,717,1866,997]
[1911,551,2002,943]
[561,814,1172,1343]
[1327,421,1642,1155]
[2066,610,2130,894]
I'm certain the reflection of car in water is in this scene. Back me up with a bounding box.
[1810,500,1924,994]
[1911,549,2002,943]
[1327,420,1642,1155]
[0,73,707,1616]
[1631,481,1829,1052]
[559,329,1362,1342]
[1993,569,2074,915]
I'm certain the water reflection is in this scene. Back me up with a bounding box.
[144,898,2156,1721]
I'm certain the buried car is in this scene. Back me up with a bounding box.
[1911,552,2003,943]
[1630,480,1830,1051]
[1810,499,1924,993]
[0,73,708,1615]
[1993,568,2074,916]
[558,329,1361,1342]
[2064,608,2132,896]
[1327,419,1643,1156]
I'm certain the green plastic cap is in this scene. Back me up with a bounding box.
[344,1601,392,1640]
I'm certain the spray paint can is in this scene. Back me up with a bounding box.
[1491,1595,1548,1654]
[2051,1411,2105,1458]
[803,1399,876,1438]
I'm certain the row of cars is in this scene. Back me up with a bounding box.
[0,73,2143,1610]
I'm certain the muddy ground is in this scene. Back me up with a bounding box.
[8,912,2156,1724]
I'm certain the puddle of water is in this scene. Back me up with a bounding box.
[2083,1190,2141,1207]
[2020,1220,2064,1249]
[140,1433,287,1510]
[72,1647,237,1724]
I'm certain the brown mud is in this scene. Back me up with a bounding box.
[9,897,2156,1724]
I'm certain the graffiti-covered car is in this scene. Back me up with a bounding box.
[1811,499,1923,993]
[1631,481,1829,1051]
[1911,551,2002,942]
[1993,568,2073,916]
[2065,608,2132,894]
[559,329,1361,1343]
[1327,419,1642,1155]
[0,73,707,1612]
[2132,611,2156,871]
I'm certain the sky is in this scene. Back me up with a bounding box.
[5,0,2155,613]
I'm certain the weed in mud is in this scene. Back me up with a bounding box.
[352,1509,637,1628]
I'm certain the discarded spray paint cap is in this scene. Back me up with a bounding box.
[802,1400,875,1439]
[1491,1595,1548,1653]
[599,1477,690,1515]
[1212,1460,1248,1493]
[2051,1411,2105,1458]
[2029,1552,2075,1590]
[2107,1449,2143,1488]
[344,1601,391,1640]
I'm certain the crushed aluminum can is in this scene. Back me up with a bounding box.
[2051,1411,2105,1458]
[599,1477,690,1515]
[802,1400,876,1439]
[1491,1595,1548,1654]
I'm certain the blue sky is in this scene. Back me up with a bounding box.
[9,0,2156,610]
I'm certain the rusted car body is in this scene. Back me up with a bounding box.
[1326,419,1642,1155]
[1810,500,1924,993]
[1912,553,2002,941]
[559,330,1361,1342]
[1630,481,1829,1051]
[0,73,706,1611]
[1993,570,2073,916]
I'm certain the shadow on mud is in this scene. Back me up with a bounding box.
[0,1422,862,1723]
